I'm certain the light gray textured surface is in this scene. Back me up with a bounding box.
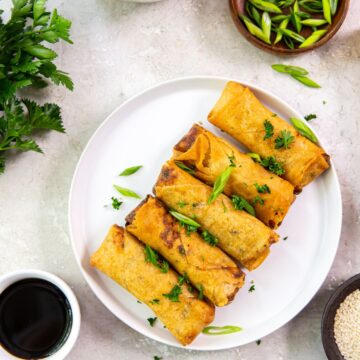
[0,0,359,359]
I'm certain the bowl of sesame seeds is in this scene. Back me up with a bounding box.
[322,274,360,360]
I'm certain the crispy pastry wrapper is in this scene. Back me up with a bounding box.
[154,161,279,271]
[173,124,295,229]
[90,225,214,346]
[126,195,245,306]
[208,81,330,192]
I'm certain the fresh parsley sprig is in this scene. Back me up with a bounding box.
[0,0,73,173]
[144,245,169,273]
[275,130,295,149]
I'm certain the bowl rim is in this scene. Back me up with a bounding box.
[229,0,351,55]
[321,273,360,360]
[0,269,81,360]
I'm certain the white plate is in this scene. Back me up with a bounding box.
[68,76,342,350]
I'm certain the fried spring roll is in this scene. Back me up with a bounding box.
[208,81,330,192]
[172,124,295,229]
[90,225,214,346]
[126,195,245,306]
[154,161,279,270]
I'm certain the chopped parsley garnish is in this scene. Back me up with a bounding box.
[144,245,169,273]
[263,119,274,140]
[228,154,236,167]
[256,339,261,345]
[252,196,264,205]
[255,183,270,194]
[111,197,123,210]
[178,272,190,286]
[196,284,204,300]
[175,161,196,175]
[137,300,141,304]
[275,130,295,149]
[260,156,285,176]
[147,317,157,327]
[149,299,160,305]
[231,195,255,216]
[248,284,256,293]
[163,284,181,302]
[283,236,288,241]
[177,201,188,208]
[304,114,317,121]
[201,230,218,246]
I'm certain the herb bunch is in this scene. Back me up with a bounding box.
[0,0,73,174]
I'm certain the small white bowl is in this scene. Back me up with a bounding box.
[0,269,81,360]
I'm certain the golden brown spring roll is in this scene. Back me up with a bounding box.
[172,124,295,229]
[154,161,279,271]
[208,81,330,192]
[126,195,245,306]
[90,225,214,346]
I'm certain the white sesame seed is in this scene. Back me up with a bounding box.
[334,289,360,360]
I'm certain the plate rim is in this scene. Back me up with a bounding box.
[68,75,343,351]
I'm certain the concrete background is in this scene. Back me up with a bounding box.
[0,0,359,359]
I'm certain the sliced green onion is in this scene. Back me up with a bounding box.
[322,0,332,23]
[330,0,338,15]
[252,5,262,26]
[261,12,272,43]
[271,64,308,76]
[119,165,142,176]
[301,18,327,26]
[278,28,305,43]
[290,117,318,143]
[274,18,290,44]
[291,1,302,33]
[247,153,262,162]
[291,75,321,88]
[169,211,201,228]
[240,16,271,44]
[202,326,242,335]
[208,165,235,204]
[284,36,295,49]
[271,14,290,22]
[299,29,327,48]
[248,0,282,13]
[113,185,141,199]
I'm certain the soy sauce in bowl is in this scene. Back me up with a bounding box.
[0,278,73,359]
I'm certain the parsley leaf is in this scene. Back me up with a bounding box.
[111,197,123,210]
[255,183,270,194]
[163,284,182,302]
[147,317,157,327]
[248,284,256,292]
[256,340,261,345]
[144,245,169,273]
[263,120,274,140]
[252,196,264,205]
[178,272,190,286]
[304,114,317,121]
[260,156,285,176]
[275,130,295,149]
[201,230,218,246]
[231,195,256,216]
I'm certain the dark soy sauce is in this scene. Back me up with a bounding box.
[0,279,72,359]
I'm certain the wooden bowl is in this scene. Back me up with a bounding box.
[321,274,360,360]
[229,0,350,55]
